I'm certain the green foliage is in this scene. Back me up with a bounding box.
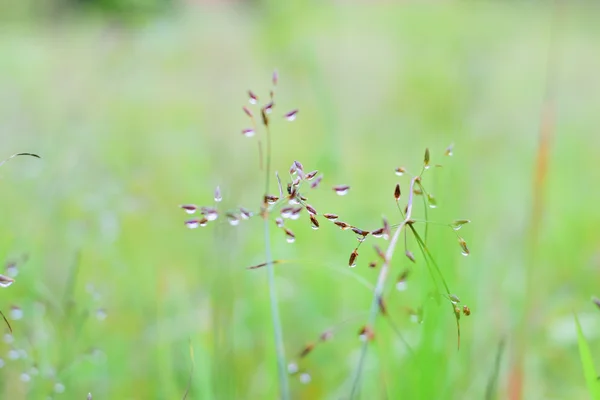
[575,314,600,400]
[1,3,600,399]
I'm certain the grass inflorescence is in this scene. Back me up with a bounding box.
[179,73,472,398]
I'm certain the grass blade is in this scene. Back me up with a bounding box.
[574,314,600,400]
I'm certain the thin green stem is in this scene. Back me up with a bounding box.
[349,177,419,399]
[262,123,290,399]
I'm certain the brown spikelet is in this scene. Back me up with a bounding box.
[247,260,281,270]
[299,342,315,358]
[394,183,401,200]
[462,305,471,316]
[371,227,385,238]
[309,214,320,230]
[305,204,317,215]
[358,325,375,342]
[323,213,338,221]
[373,245,386,261]
[458,237,470,256]
[334,221,351,230]
[348,249,359,267]
[377,296,387,315]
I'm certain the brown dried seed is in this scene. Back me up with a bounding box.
[280,207,294,219]
[371,227,385,238]
[310,174,323,189]
[458,237,470,256]
[462,305,471,316]
[289,162,297,175]
[378,296,387,315]
[264,102,274,114]
[248,90,258,104]
[348,249,359,267]
[373,245,386,261]
[396,270,409,291]
[394,183,401,200]
[332,185,350,196]
[247,260,281,270]
[225,213,240,226]
[305,170,319,181]
[334,221,351,230]
[185,218,208,229]
[264,195,279,204]
[320,330,333,341]
[299,342,314,358]
[405,250,416,263]
[323,213,338,221]
[305,204,317,215]
[309,214,320,230]
[351,227,369,237]
[294,160,304,172]
[0,274,15,288]
[200,207,219,221]
[451,219,471,231]
[394,167,406,176]
[180,204,198,214]
[284,228,296,243]
[358,325,375,342]
[239,207,253,219]
[285,110,299,121]
[368,261,377,268]
[383,218,390,239]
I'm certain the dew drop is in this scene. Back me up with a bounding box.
[6,263,18,278]
[394,167,405,176]
[96,308,107,321]
[10,307,22,320]
[299,373,311,384]
[54,383,65,394]
[461,250,469,257]
[287,363,298,374]
[396,281,407,291]
[286,236,296,244]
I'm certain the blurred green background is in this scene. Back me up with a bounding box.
[1,1,600,399]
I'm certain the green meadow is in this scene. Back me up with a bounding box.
[1,2,600,399]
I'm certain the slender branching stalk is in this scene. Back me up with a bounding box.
[262,113,290,399]
[349,176,419,398]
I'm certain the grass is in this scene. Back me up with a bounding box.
[1,2,600,398]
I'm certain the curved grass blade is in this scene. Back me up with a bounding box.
[574,314,600,400]
[0,152,41,169]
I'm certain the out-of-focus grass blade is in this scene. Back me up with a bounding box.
[0,152,41,168]
[574,314,600,400]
